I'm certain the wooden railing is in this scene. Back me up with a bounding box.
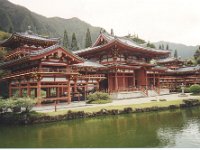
[81,74,105,79]
[41,68,69,73]
[3,68,39,78]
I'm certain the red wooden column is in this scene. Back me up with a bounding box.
[153,71,156,87]
[158,74,160,87]
[96,79,100,92]
[133,71,135,90]
[74,78,77,93]
[85,79,88,97]
[61,85,64,96]
[107,74,110,93]
[123,73,125,91]
[115,70,118,92]
[56,87,60,97]
[36,77,42,105]
[47,88,50,97]
[27,81,31,97]
[67,78,71,104]
[19,80,22,97]
[145,69,148,96]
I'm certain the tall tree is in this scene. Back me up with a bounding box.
[174,49,178,58]
[166,44,169,50]
[194,46,200,64]
[161,44,164,50]
[147,41,156,48]
[194,46,200,59]
[71,33,79,51]
[85,28,92,48]
[9,26,13,33]
[63,30,69,49]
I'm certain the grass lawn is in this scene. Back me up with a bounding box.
[44,99,184,116]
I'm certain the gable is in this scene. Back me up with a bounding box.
[30,45,84,65]
[92,34,110,47]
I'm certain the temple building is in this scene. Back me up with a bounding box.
[74,32,170,98]
[0,29,199,104]
[0,30,105,104]
[157,57,200,91]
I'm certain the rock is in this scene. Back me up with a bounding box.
[100,109,109,115]
[123,107,133,113]
[109,109,119,115]
[169,105,178,109]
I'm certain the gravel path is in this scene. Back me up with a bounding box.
[33,93,199,112]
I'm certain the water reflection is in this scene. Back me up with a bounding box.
[0,107,200,148]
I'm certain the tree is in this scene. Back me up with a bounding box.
[85,28,92,48]
[174,49,178,58]
[9,26,13,33]
[63,30,69,49]
[71,33,79,51]
[159,45,162,49]
[161,44,164,50]
[166,44,169,50]
[147,41,156,48]
[194,46,200,61]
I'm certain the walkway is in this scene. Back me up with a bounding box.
[33,93,199,112]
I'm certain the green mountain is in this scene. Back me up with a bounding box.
[0,0,102,48]
[153,41,198,59]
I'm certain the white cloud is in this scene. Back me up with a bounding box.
[9,0,200,45]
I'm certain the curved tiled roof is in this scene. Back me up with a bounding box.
[74,33,170,56]
[157,57,183,64]
[0,44,84,68]
[16,32,59,42]
[167,65,200,73]
[0,32,59,48]
[71,60,105,68]
[30,44,61,56]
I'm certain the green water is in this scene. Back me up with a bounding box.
[1,107,200,148]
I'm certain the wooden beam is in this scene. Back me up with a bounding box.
[67,79,71,104]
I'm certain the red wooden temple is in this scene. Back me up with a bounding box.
[157,57,200,91]
[1,29,199,104]
[74,32,170,96]
[0,30,105,104]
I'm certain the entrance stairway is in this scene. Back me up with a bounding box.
[110,88,170,100]
[110,91,146,100]
[148,90,159,97]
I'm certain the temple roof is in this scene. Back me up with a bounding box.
[150,66,168,71]
[71,60,106,68]
[74,33,170,57]
[157,57,183,64]
[0,45,83,68]
[166,65,200,74]
[0,32,59,49]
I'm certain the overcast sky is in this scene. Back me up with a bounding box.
[9,0,200,46]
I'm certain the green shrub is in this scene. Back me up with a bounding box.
[0,97,36,113]
[0,100,4,113]
[87,92,111,104]
[19,97,36,113]
[177,87,190,93]
[189,84,200,94]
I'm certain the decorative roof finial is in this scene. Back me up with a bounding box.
[100,28,103,34]
[111,28,114,36]
[26,26,33,35]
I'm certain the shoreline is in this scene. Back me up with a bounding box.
[0,95,199,125]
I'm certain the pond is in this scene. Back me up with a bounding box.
[1,107,200,148]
